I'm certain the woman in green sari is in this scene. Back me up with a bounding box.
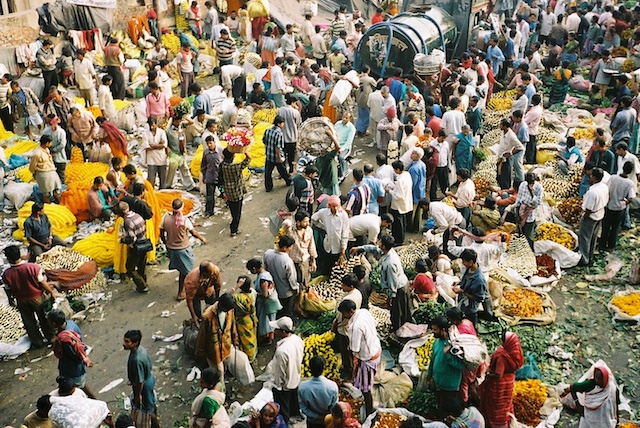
[233,275,258,362]
[549,61,572,106]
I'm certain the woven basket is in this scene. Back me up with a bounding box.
[298,117,338,156]
[227,144,247,153]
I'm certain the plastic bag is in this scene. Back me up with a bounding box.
[4,181,36,210]
[226,346,255,385]
[449,332,489,371]
[585,254,623,281]
[49,395,110,428]
[0,335,31,359]
[183,320,199,356]
[516,352,542,380]
[329,74,358,107]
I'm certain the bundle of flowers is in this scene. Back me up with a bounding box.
[223,127,254,148]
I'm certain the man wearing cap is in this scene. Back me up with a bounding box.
[311,195,351,275]
[269,316,304,425]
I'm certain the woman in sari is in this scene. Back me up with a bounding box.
[96,116,129,163]
[260,27,279,66]
[233,275,258,362]
[548,61,572,106]
[325,402,361,428]
[480,331,524,428]
[455,125,475,171]
[249,402,287,428]
[246,258,281,346]
[564,363,618,428]
[190,368,230,428]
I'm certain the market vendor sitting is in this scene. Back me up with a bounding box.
[470,196,501,232]
[247,82,272,111]
[25,202,66,262]
[87,176,116,222]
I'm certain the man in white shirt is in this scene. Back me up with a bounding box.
[203,1,219,40]
[349,212,393,245]
[375,152,395,213]
[300,14,315,55]
[426,200,465,232]
[74,50,96,107]
[441,97,467,143]
[496,119,525,189]
[446,168,475,226]
[447,226,507,281]
[368,85,396,147]
[511,85,529,114]
[281,24,300,63]
[337,300,382,416]
[311,195,350,275]
[311,25,328,67]
[539,6,556,43]
[430,130,450,201]
[146,41,167,70]
[615,142,640,186]
[565,6,581,34]
[270,57,287,108]
[269,316,304,425]
[211,16,230,42]
[527,44,545,76]
[215,64,245,100]
[578,168,609,266]
[387,160,413,245]
[524,94,543,164]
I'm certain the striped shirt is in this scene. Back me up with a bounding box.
[122,211,147,245]
[216,37,236,62]
[345,183,371,216]
[330,18,346,38]
[264,125,285,163]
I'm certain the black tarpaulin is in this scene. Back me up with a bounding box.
[37,0,113,35]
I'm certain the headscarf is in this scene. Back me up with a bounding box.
[260,402,286,428]
[386,107,396,118]
[99,119,129,156]
[173,205,186,228]
[328,195,341,207]
[336,402,360,428]
[50,116,60,131]
[584,365,616,411]
[493,331,524,373]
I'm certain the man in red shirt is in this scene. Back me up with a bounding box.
[2,245,60,348]
[371,7,384,24]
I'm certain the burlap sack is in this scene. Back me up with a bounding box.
[495,285,557,326]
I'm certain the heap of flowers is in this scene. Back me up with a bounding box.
[223,127,254,151]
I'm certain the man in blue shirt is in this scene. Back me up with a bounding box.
[190,83,211,116]
[48,309,95,398]
[298,356,339,428]
[408,148,426,232]
[486,37,505,76]
[362,163,385,215]
[335,111,356,180]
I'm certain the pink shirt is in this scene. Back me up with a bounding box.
[524,105,543,135]
[146,91,170,118]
